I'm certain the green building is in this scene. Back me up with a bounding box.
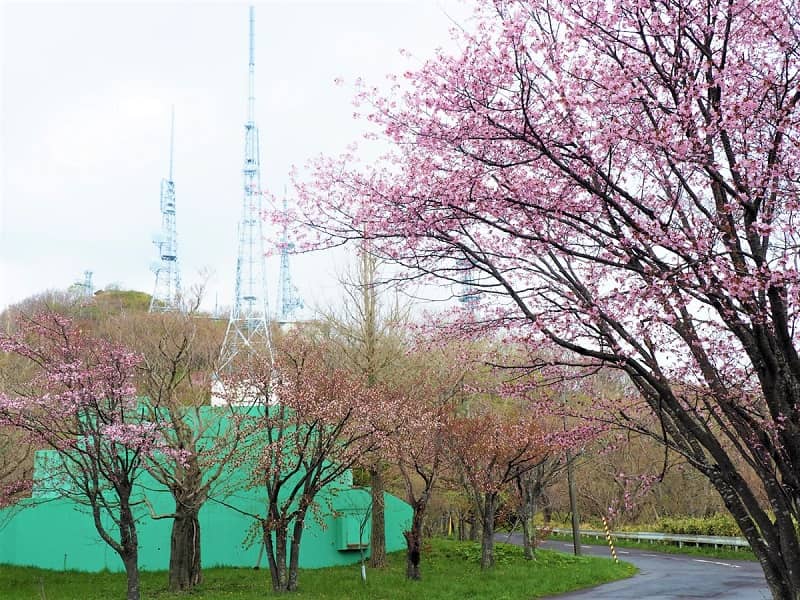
[0,409,411,572]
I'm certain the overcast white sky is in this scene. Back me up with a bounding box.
[0,0,472,314]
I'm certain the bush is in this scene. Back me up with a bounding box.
[656,514,741,537]
[440,540,524,565]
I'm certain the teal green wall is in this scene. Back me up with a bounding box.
[0,408,412,572]
[0,485,410,572]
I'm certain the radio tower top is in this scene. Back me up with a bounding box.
[219,5,272,371]
[459,259,480,309]
[71,270,94,298]
[149,107,181,312]
[276,195,304,323]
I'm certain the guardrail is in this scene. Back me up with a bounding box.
[550,527,750,550]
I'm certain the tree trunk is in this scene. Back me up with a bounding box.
[480,494,497,570]
[287,511,307,592]
[517,473,541,560]
[521,516,535,560]
[119,502,140,600]
[368,466,387,568]
[714,475,800,600]
[403,506,424,580]
[122,552,140,600]
[168,506,202,591]
[468,511,479,541]
[264,521,289,592]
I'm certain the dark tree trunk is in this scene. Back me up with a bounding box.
[88,483,140,600]
[264,521,290,592]
[166,456,205,592]
[122,552,140,600]
[287,510,307,592]
[714,474,800,600]
[468,512,479,541]
[368,466,387,568]
[403,506,424,580]
[119,501,140,600]
[168,506,202,591]
[479,494,498,570]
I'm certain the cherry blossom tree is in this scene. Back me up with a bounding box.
[299,1,800,597]
[315,245,410,568]
[225,332,392,593]
[117,309,243,593]
[447,409,546,569]
[0,352,35,509]
[511,455,566,559]
[0,312,156,600]
[0,428,32,509]
[381,348,466,581]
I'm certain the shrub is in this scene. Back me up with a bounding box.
[656,514,741,537]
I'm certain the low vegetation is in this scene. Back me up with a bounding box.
[544,512,741,537]
[538,513,755,561]
[546,532,755,562]
[0,539,635,600]
[656,514,741,537]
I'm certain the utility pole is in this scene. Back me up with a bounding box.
[563,387,582,556]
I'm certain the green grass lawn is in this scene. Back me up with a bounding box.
[547,532,756,561]
[0,538,636,599]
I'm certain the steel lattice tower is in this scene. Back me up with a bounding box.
[459,259,480,308]
[219,5,272,371]
[72,270,93,298]
[276,196,303,323]
[149,108,182,313]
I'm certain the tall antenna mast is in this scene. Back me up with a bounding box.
[71,270,94,298]
[458,258,480,310]
[276,193,304,323]
[219,5,272,370]
[82,270,94,296]
[149,106,182,312]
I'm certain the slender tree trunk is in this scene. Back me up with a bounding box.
[368,466,387,568]
[521,516,535,560]
[403,506,424,580]
[468,511,479,541]
[119,502,140,600]
[265,522,290,592]
[517,474,542,560]
[479,494,497,570]
[519,490,538,561]
[287,511,307,592]
[168,505,202,591]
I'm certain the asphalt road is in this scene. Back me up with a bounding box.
[500,533,771,599]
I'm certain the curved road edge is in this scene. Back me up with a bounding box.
[497,532,770,599]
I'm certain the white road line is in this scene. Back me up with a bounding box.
[693,558,741,569]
